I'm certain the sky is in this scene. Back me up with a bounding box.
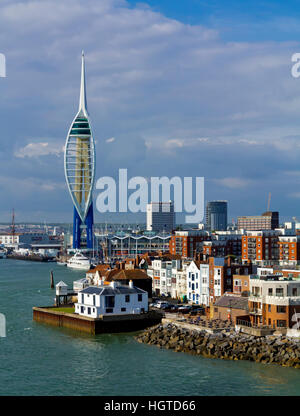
[1,0,300,224]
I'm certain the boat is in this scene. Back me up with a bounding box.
[67,251,91,270]
[57,261,67,266]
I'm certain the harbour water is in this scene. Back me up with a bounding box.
[0,259,300,396]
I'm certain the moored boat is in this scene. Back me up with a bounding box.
[67,251,91,270]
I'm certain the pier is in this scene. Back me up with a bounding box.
[33,306,162,335]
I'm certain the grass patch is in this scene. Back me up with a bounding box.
[53,307,75,314]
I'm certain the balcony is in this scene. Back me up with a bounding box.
[249,308,262,315]
[249,293,262,302]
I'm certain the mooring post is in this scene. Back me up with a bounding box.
[50,270,54,289]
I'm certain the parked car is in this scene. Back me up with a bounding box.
[156,302,170,309]
[164,304,178,312]
[178,305,192,314]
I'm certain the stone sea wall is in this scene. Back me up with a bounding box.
[135,323,300,369]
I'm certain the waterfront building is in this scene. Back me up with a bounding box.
[75,281,148,318]
[249,274,300,329]
[212,293,249,323]
[208,257,251,305]
[238,211,279,231]
[186,261,210,306]
[146,201,175,232]
[205,201,228,231]
[0,232,54,248]
[64,52,96,250]
[147,257,190,299]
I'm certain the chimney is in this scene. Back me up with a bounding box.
[129,280,134,288]
[110,281,117,289]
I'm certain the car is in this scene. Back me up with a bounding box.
[178,305,192,314]
[156,302,170,309]
[165,304,178,312]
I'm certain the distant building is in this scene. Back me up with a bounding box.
[205,201,228,231]
[238,211,279,231]
[146,202,175,232]
[0,232,54,248]
[98,231,171,258]
[75,281,148,318]
[169,230,210,258]
[241,230,280,266]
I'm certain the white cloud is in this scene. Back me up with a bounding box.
[213,177,252,189]
[106,137,116,143]
[14,142,64,158]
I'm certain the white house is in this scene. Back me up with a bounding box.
[186,261,210,306]
[75,281,148,318]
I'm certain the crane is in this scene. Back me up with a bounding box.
[267,192,271,212]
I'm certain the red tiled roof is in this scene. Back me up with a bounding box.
[105,268,151,282]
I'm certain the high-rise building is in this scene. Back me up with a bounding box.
[64,52,96,249]
[205,201,228,231]
[238,211,279,231]
[146,202,175,232]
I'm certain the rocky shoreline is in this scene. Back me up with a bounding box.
[135,322,300,369]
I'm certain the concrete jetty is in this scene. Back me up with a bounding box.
[33,306,162,335]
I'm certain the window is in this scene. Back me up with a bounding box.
[138,294,143,302]
[106,308,113,313]
[81,294,84,303]
[125,294,130,303]
[268,304,271,312]
[88,307,91,315]
[121,307,126,312]
[93,295,96,306]
[292,288,298,296]
[276,305,286,313]
[81,306,84,313]
[105,296,115,307]
[268,288,273,296]
[277,320,286,328]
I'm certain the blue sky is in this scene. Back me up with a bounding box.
[1,0,300,224]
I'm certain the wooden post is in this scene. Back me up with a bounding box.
[50,270,54,289]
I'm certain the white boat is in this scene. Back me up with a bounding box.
[67,251,91,270]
